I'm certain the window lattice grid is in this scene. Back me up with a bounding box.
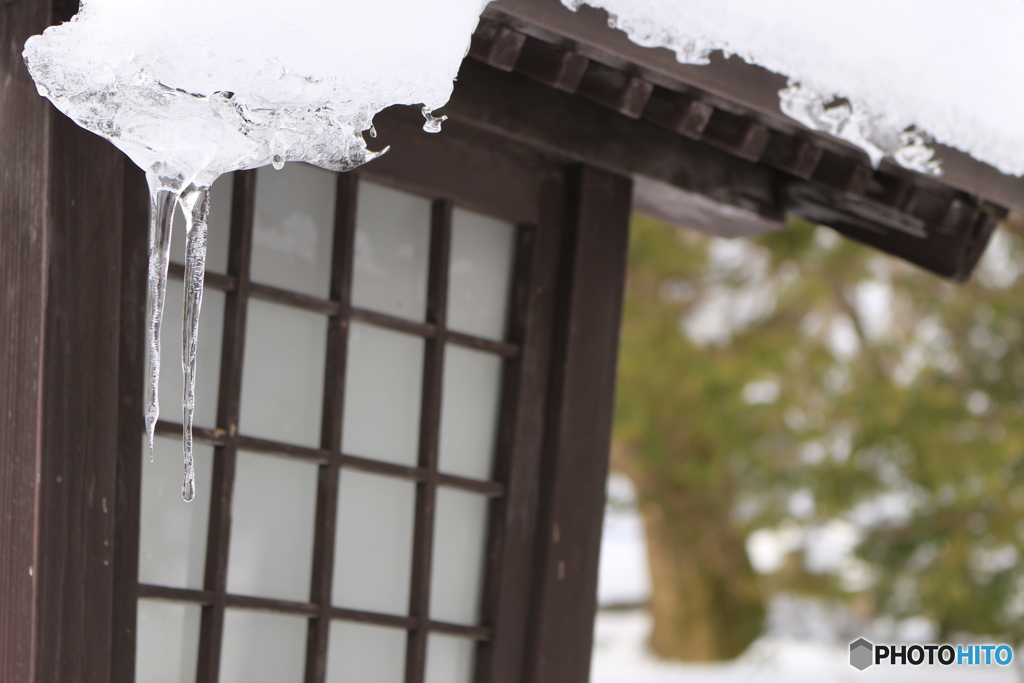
[140,167,530,683]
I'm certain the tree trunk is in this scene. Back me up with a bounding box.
[612,440,765,662]
[640,500,765,661]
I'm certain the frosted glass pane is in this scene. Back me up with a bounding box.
[447,208,516,340]
[138,436,212,589]
[220,610,307,683]
[429,488,488,625]
[136,599,201,683]
[170,173,231,274]
[326,621,406,683]
[227,452,318,601]
[341,323,423,466]
[251,163,336,297]
[351,181,431,321]
[332,471,415,615]
[438,346,503,480]
[425,634,475,683]
[157,286,224,430]
[239,300,327,448]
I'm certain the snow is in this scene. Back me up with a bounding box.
[592,611,1016,683]
[22,0,489,501]
[23,0,488,188]
[599,473,652,606]
[563,0,1024,177]
[594,478,1017,682]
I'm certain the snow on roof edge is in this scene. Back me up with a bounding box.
[564,0,1024,179]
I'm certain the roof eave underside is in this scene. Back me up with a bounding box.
[486,0,1024,216]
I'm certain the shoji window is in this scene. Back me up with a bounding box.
[137,162,522,683]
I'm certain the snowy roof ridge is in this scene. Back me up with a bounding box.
[561,0,1024,179]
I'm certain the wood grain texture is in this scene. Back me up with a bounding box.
[0,1,52,680]
[476,173,565,683]
[110,165,150,683]
[446,60,782,226]
[526,165,632,683]
[34,104,127,683]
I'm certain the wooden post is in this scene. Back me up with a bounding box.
[2,2,137,681]
[0,1,53,679]
[526,165,632,683]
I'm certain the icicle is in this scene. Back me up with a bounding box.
[144,175,179,460]
[177,184,210,502]
[422,106,447,133]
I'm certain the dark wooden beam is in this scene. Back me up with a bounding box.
[445,58,783,225]
[464,11,1003,281]
[761,131,823,179]
[642,87,713,140]
[485,0,1024,215]
[109,164,150,683]
[526,165,632,683]
[700,109,769,162]
[515,38,589,93]
[470,22,528,72]
[784,181,1000,282]
[476,174,564,683]
[0,1,53,680]
[577,61,654,119]
[33,94,126,683]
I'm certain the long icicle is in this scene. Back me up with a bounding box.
[144,176,179,459]
[178,184,210,502]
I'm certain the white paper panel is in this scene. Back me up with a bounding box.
[250,162,336,297]
[220,610,307,683]
[341,323,423,466]
[332,470,415,615]
[351,180,431,321]
[438,345,503,481]
[138,436,213,589]
[446,207,516,341]
[326,621,407,683]
[135,599,201,683]
[226,451,318,602]
[239,299,327,448]
[429,488,489,625]
[424,634,475,683]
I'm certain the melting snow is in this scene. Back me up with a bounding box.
[564,0,1024,177]
[23,0,488,500]
[24,0,488,186]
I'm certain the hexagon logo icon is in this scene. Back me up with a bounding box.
[850,638,874,670]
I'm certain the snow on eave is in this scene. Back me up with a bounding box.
[562,0,1024,179]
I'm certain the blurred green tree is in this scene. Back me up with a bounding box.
[615,213,1024,660]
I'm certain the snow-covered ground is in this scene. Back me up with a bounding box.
[591,610,1016,683]
[591,474,1018,682]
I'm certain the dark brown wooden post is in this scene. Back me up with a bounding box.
[110,165,151,683]
[3,4,140,683]
[526,164,632,683]
[475,172,563,683]
[33,112,127,683]
[0,1,53,681]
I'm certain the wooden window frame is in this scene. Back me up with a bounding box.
[136,163,524,681]
[3,33,631,683]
